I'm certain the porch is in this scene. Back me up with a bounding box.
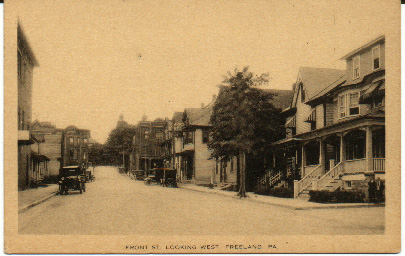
[294,119,385,198]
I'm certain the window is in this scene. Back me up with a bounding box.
[353,56,360,79]
[184,131,193,144]
[345,181,352,188]
[69,137,74,144]
[22,111,25,130]
[310,122,316,131]
[339,95,346,118]
[345,131,365,160]
[301,88,305,102]
[73,150,78,159]
[83,138,88,144]
[69,150,74,159]
[156,132,164,140]
[338,93,360,119]
[372,45,380,71]
[18,107,21,129]
[202,130,210,143]
[349,92,360,115]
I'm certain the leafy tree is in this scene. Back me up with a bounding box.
[104,118,137,167]
[209,67,285,197]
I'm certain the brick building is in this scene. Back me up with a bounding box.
[62,126,91,167]
[131,117,166,171]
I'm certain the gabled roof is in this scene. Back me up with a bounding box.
[172,112,183,124]
[340,35,385,60]
[260,89,294,110]
[292,67,346,106]
[184,104,213,127]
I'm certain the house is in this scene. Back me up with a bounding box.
[270,36,385,199]
[177,104,216,185]
[17,23,40,189]
[31,121,64,181]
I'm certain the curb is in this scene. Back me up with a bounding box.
[18,191,59,214]
[179,185,385,210]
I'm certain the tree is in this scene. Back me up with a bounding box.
[104,116,137,167]
[208,67,285,197]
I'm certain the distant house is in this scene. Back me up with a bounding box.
[131,118,167,171]
[31,121,64,181]
[17,23,40,189]
[270,36,385,199]
[62,126,90,167]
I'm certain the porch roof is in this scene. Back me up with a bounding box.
[272,137,302,147]
[294,114,385,141]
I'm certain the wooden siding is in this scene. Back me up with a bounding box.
[295,86,312,134]
[345,41,385,85]
[315,104,324,129]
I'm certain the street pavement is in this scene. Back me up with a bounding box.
[19,166,384,235]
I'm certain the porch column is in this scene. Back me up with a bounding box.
[340,133,346,162]
[319,137,325,174]
[301,143,306,177]
[366,126,373,171]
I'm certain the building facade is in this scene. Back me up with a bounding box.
[269,36,385,199]
[131,118,166,171]
[30,121,64,181]
[17,23,40,189]
[62,126,90,167]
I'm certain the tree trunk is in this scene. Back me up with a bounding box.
[237,152,247,197]
[236,155,240,190]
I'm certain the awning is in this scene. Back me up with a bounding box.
[285,115,296,128]
[342,174,366,181]
[359,80,384,104]
[31,151,50,162]
[305,109,316,123]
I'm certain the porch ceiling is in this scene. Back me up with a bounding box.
[295,116,384,141]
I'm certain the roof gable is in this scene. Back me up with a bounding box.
[292,67,345,107]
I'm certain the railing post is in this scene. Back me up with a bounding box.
[294,180,299,198]
[312,180,318,191]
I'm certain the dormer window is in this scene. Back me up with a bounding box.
[353,56,360,79]
[372,45,380,71]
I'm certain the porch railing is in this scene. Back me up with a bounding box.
[268,171,282,187]
[294,165,321,198]
[373,158,385,171]
[315,162,344,190]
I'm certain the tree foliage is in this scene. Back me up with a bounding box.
[103,120,137,165]
[208,67,285,160]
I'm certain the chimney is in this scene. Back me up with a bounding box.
[201,103,204,108]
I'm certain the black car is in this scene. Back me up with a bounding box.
[58,166,86,195]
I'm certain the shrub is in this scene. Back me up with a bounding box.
[254,185,294,198]
[309,190,365,203]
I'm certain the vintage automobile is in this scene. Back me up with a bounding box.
[134,170,146,180]
[58,166,87,195]
[144,168,177,187]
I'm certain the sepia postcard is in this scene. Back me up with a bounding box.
[4,0,401,254]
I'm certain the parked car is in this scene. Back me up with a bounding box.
[58,166,86,195]
[144,168,177,187]
[134,170,146,180]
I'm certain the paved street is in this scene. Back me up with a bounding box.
[19,166,384,235]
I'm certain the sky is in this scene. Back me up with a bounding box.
[12,0,395,143]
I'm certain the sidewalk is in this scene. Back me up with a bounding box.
[19,184,59,213]
[178,184,385,210]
